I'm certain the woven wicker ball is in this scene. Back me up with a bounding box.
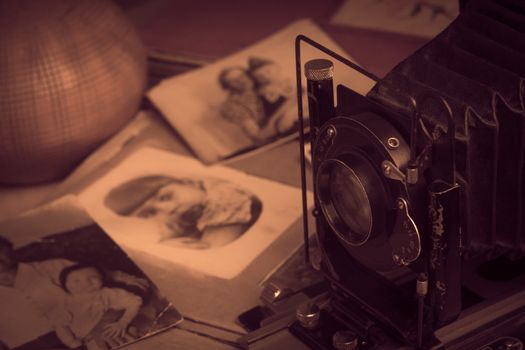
[0,0,147,184]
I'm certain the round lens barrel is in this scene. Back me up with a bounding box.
[317,159,373,246]
[331,165,372,240]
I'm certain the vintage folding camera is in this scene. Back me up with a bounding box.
[263,1,525,349]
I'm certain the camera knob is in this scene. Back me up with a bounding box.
[304,59,334,81]
[332,330,359,350]
[296,302,321,329]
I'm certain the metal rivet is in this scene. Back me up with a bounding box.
[383,164,391,175]
[387,137,400,149]
[326,126,336,138]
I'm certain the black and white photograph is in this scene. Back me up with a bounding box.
[0,199,182,350]
[217,56,295,145]
[147,19,375,164]
[104,175,262,250]
[331,0,459,38]
[79,147,306,279]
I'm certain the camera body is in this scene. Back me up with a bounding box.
[291,0,525,349]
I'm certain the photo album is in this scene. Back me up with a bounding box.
[0,196,183,350]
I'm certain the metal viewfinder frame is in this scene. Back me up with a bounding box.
[294,35,379,265]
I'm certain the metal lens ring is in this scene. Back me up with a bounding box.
[316,159,373,246]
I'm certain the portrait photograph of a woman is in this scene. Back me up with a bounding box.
[79,147,305,279]
[104,175,263,250]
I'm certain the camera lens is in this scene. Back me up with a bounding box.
[317,159,373,246]
[331,165,372,240]
[313,115,413,271]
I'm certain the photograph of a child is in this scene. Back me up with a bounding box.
[79,147,305,279]
[0,225,182,350]
[104,175,262,250]
[148,19,375,164]
[218,57,296,144]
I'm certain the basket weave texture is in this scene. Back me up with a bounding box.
[0,0,147,184]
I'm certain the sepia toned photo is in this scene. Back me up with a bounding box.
[217,57,296,145]
[331,0,459,38]
[79,147,306,279]
[147,19,375,164]
[104,175,262,250]
[0,207,182,350]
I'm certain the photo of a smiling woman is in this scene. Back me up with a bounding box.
[103,175,263,250]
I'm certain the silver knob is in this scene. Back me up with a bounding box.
[295,302,320,330]
[304,59,334,81]
[333,330,359,350]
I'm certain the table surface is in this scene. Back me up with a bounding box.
[0,2,429,349]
